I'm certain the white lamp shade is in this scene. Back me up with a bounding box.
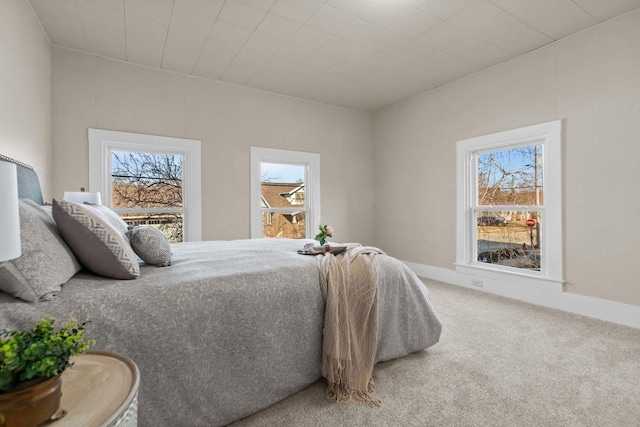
[63,191,102,205]
[0,162,21,262]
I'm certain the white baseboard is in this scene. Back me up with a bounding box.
[402,260,640,330]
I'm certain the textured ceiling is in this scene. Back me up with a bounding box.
[29,0,640,112]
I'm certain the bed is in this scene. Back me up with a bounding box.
[0,155,442,426]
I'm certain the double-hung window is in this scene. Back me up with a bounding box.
[250,147,320,240]
[456,120,563,291]
[88,129,202,242]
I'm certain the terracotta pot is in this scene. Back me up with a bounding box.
[0,375,62,427]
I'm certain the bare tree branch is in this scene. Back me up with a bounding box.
[111,152,183,242]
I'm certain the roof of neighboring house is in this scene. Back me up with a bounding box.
[261,182,303,208]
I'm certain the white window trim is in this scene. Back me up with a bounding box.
[250,147,320,239]
[88,128,202,241]
[455,120,563,292]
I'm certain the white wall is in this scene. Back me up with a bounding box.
[51,47,375,244]
[374,10,640,308]
[0,0,51,199]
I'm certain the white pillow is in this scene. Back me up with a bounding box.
[83,203,129,235]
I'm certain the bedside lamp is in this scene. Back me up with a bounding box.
[63,189,102,205]
[0,162,21,262]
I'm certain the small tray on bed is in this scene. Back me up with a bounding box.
[297,244,347,255]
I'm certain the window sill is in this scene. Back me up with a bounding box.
[454,263,564,292]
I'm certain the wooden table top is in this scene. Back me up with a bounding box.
[44,351,139,427]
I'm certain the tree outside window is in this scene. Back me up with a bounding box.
[475,145,542,270]
[456,120,563,291]
[111,151,184,242]
[89,128,202,243]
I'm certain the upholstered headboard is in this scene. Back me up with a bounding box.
[0,154,44,205]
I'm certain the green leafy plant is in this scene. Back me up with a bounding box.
[0,316,95,393]
[314,224,334,246]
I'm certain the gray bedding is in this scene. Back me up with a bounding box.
[0,238,442,426]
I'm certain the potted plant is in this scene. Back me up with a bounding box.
[0,316,94,427]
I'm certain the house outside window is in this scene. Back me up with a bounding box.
[261,181,306,238]
[456,120,563,291]
[89,129,202,242]
[250,147,320,240]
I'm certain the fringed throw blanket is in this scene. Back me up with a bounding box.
[318,244,386,406]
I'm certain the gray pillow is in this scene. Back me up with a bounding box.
[53,199,140,280]
[0,200,81,302]
[126,226,172,267]
[0,261,38,302]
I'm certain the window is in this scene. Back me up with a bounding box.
[250,147,320,239]
[88,129,202,242]
[456,120,563,291]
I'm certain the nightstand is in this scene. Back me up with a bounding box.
[46,351,139,427]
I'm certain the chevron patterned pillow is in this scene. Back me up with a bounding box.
[126,226,172,267]
[53,199,140,279]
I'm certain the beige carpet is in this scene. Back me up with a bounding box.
[232,280,640,426]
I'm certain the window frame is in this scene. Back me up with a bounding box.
[88,128,202,242]
[250,147,320,240]
[455,120,563,291]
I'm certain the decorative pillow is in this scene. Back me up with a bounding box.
[41,205,53,219]
[126,226,172,267]
[53,199,140,279]
[0,200,81,302]
[83,203,129,235]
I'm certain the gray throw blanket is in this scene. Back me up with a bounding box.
[318,244,385,406]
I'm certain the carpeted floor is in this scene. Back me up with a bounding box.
[232,280,640,427]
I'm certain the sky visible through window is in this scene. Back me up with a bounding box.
[261,162,304,183]
[111,151,183,181]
